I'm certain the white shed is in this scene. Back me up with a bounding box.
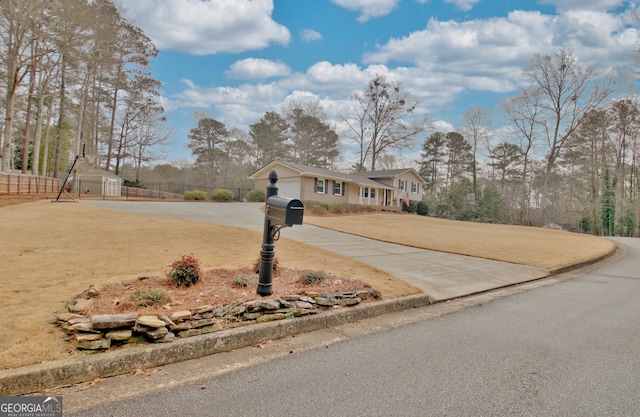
[76,170,122,197]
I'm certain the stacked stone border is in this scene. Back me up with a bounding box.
[56,289,381,351]
[0,293,433,396]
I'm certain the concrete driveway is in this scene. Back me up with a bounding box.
[83,201,549,301]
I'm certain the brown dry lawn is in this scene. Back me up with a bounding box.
[305,213,616,271]
[0,198,615,371]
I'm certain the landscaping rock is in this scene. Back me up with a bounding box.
[259,299,281,310]
[191,318,215,328]
[295,301,314,310]
[57,312,84,322]
[106,329,132,341]
[91,313,138,329]
[137,315,166,328]
[70,322,95,332]
[228,305,246,316]
[75,332,103,342]
[256,313,286,323]
[339,297,362,307]
[315,297,338,306]
[170,310,192,322]
[153,332,176,343]
[299,295,316,304]
[77,338,111,350]
[158,313,175,327]
[145,326,169,340]
[242,312,261,320]
[178,324,222,338]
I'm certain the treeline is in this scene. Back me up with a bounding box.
[0,0,166,178]
[419,49,638,236]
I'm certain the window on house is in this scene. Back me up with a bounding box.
[333,181,342,195]
[412,182,418,193]
[371,188,376,198]
[315,178,325,194]
[399,179,406,191]
[364,187,369,198]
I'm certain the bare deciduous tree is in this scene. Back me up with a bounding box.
[341,75,426,171]
[523,48,613,223]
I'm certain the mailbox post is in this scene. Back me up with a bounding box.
[257,169,304,296]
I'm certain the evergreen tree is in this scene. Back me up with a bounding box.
[249,111,289,166]
[188,116,228,190]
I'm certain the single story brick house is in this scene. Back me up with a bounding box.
[249,160,425,208]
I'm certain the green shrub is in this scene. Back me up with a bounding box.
[129,288,170,307]
[300,270,328,285]
[233,274,258,288]
[167,254,201,287]
[253,256,279,274]
[184,190,208,201]
[402,200,417,213]
[416,200,429,216]
[211,188,234,201]
[245,189,265,202]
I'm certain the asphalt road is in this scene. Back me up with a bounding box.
[67,237,640,417]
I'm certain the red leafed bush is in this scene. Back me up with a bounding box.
[167,254,201,287]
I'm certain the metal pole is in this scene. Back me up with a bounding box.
[257,169,279,296]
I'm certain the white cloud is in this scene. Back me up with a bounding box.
[330,0,400,22]
[301,29,323,42]
[116,0,290,55]
[226,58,291,80]
[443,0,480,11]
[430,120,455,133]
[362,9,639,91]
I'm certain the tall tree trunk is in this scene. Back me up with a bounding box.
[31,89,47,176]
[21,63,36,173]
[54,56,66,178]
[2,50,19,171]
[40,102,53,176]
[106,68,122,171]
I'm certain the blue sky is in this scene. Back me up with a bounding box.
[116,0,640,167]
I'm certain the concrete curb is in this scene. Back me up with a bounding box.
[548,243,619,276]
[0,294,432,396]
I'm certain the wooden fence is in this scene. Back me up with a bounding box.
[1,173,247,201]
[0,173,64,195]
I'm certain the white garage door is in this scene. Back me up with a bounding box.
[276,179,301,198]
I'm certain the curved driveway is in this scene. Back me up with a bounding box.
[83,201,549,301]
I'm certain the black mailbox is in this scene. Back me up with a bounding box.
[266,195,304,226]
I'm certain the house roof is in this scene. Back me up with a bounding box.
[361,168,426,184]
[250,160,424,189]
